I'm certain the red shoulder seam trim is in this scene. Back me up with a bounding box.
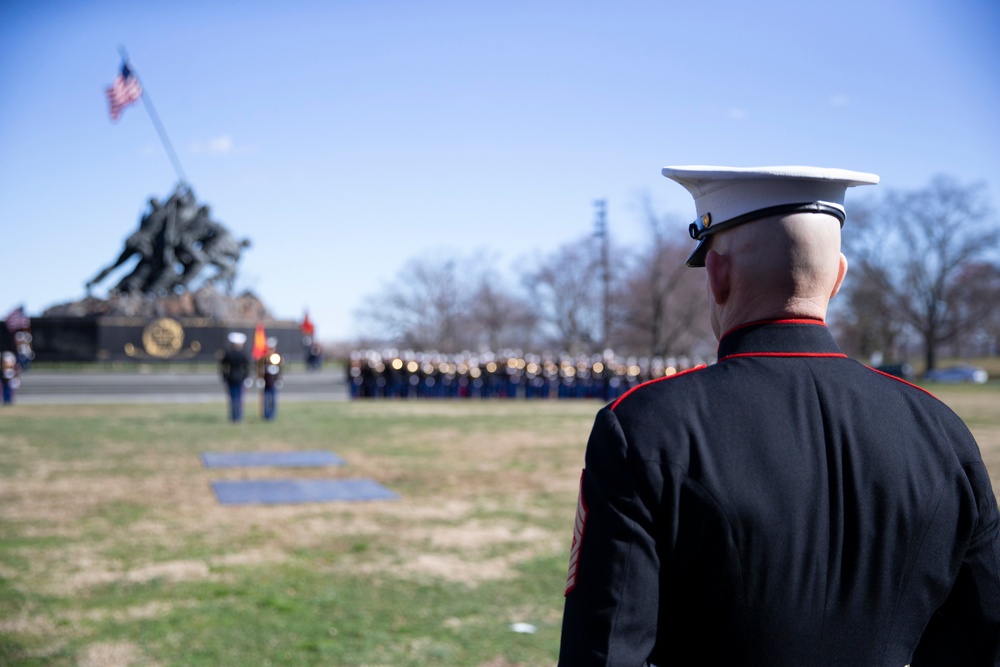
[610,364,707,410]
[867,366,936,397]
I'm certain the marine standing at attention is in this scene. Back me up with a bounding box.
[259,337,282,421]
[558,165,1000,666]
[220,332,250,423]
[1,351,21,405]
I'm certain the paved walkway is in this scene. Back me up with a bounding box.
[12,368,349,405]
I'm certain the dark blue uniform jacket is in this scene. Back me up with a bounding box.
[559,319,1000,666]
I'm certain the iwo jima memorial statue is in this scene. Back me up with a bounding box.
[35,181,301,362]
[25,52,302,363]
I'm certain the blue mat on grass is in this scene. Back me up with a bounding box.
[201,451,345,468]
[211,478,398,505]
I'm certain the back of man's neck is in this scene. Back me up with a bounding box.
[719,300,829,336]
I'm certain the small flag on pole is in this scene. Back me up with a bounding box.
[4,306,30,333]
[106,62,142,122]
[301,311,315,337]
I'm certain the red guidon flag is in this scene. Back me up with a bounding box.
[301,311,315,337]
[106,62,142,121]
[251,322,268,361]
[565,469,588,595]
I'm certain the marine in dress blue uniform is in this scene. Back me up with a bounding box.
[260,337,282,420]
[220,332,250,422]
[558,166,1000,666]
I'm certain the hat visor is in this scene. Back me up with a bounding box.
[685,237,710,268]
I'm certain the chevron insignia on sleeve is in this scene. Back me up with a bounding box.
[565,469,588,595]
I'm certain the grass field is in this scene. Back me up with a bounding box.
[1,386,998,667]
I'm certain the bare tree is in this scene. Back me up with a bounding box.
[834,261,908,361]
[468,270,540,351]
[840,176,1000,371]
[355,252,543,352]
[950,261,1000,358]
[522,236,603,353]
[617,197,712,357]
[834,201,908,361]
[355,254,474,351]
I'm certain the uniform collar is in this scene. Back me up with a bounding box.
[717,319,844,360]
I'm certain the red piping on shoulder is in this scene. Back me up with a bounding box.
[610,364,707,411]
[867,366,936,397]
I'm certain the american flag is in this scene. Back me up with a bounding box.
[106,63,142,121]
[4,306,30,333]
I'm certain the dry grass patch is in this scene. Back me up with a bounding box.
[77,640,153,667]
[1,401,595,604]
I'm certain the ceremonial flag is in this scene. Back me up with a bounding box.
[4,306,30,333]
[106,62,142,121]
[301,311,315,337]
[251,322,268,361]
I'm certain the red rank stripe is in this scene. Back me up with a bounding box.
[565,469,588,595]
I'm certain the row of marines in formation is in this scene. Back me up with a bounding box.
[346,349,708,400]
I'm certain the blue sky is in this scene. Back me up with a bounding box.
[2,0,998,341]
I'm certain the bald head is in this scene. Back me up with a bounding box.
[704,212,848,338]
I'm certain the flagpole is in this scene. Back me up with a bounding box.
[117,46,188,184]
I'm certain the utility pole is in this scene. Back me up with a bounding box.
[594,199,610,351]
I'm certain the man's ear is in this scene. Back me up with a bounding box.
[705,249,730,305]
[830,252,848,299]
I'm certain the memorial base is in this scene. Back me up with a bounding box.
[13,288,305,363]
[27,316,304,363]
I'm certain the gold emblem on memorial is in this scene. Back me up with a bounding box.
[141,318,185,358]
